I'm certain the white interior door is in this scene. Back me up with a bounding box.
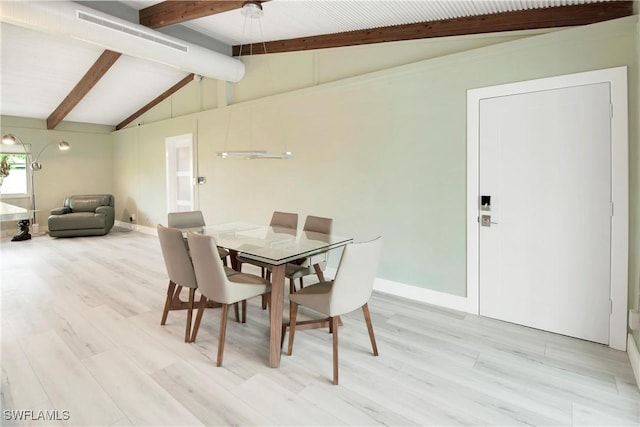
[166,134,194,213]
[479,83,612,344]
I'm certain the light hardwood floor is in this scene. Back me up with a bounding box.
[1,228,638,426]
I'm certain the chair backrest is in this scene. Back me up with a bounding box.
[157,224,198,289]
[64,194,113,212]
[186,231,232,303]
[303,215,332,234]
[328,237,383,316]
[168,210,206,229]
[270,211,298,229]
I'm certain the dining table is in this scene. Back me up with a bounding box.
[195,222,353,368]
[0,201,34,241]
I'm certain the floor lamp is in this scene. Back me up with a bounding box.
[1,134,70,235]
[30,140,70,233]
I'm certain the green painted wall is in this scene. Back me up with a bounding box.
[1,15,638,356]
[114,16,638,302]
[0,117,113,232]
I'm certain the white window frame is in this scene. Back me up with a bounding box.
[0,144,32,199]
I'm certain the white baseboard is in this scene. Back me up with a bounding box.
[114,220,156,236]
[628,334,640,391]
[373,277,476,314]
[323,268,476,314]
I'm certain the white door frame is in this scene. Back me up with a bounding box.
[466,67,628,350]
[165,133,194,213]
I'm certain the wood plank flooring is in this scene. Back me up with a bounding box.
[1,229,638,426]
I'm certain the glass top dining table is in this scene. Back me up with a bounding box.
[190,222,353,367]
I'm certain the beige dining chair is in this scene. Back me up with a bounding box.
[168,210,230,266]
[187,231,272,366]
[266,215,333,294]
[236,211,299,276]
[287,236,382,385]
[158,224,240,343]
[157,224,200,342]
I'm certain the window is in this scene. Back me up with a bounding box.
[0,153,29,197]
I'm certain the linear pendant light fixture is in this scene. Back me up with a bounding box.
[217,1,291,160]
[0,1,245,82]
[218,150,292,159]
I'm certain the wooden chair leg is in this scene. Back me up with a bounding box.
[313,263,326,282]
[185,288,195,342]
[160,281,176,325]
[262,271,272,310]
[289,278,295,294]
[217,304,229,366]
[281,324,287,349]
[332,316,339,385]
[191,295,208,342]
[299,278,304,289]
[241,300,247,323]
[233,302,240,322]
[172,285,184,304]
[287,302,298,355]
[362,303,379,356]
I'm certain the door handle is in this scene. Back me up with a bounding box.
[481,215,498,227]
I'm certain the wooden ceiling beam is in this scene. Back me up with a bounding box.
[47,50,121,130]
[140,1,265,28]
[233,1,633,55]
[115,74,195,131]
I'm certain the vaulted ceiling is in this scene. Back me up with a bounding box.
[0,0,634,129]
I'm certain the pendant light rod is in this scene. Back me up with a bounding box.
[219,1,291,160]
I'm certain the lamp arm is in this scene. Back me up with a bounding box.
[31,141,56,165]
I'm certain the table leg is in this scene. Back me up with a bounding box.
[229,249,240,271]
[269,264,285,368]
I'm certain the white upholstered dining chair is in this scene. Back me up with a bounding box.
[168,210,230,266]
[267,215,333,294]
[287,236,382,385]
[187,231,272,366]
[236,211,299,276]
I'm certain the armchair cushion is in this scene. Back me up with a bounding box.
[48,194,115,238]
[68,194,111,212]
[49,207,70,215]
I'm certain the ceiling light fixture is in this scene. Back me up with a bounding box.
[240,1,264,19]
[217,1,291,160]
